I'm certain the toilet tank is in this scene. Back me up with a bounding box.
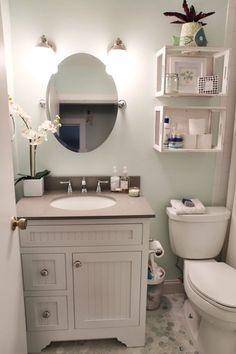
[166,207,230,259]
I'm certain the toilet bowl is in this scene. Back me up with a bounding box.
[166,206,236,354]
[184,259,236,354]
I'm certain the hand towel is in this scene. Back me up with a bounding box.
[170,198,206,215]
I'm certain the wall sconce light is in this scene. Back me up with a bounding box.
[105,37,129,76]
[33,35,57,74]
[36,35,56,51]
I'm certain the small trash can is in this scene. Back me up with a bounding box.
[147,267,165,310]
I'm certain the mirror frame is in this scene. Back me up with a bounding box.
[46,52,119,153]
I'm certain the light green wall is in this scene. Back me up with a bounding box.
[9,0,228,279]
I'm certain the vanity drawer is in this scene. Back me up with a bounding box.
[22,253,66,291]
[20,224,143,247]
[25,296,68,331]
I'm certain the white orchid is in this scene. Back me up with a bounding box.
[9,96,61,146]
[9,96,61,178]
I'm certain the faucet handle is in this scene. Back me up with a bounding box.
[60,180,72,194]
[96,180,109,193]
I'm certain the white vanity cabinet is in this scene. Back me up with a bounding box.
[19,218,150,353]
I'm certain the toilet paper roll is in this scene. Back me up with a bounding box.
[196,134,212,149]
[183,134,197,149]
[189,118,207,135]
[149,239,164,258]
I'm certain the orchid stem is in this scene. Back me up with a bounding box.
[29,143,37,178]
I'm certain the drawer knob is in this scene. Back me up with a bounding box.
[42,310,51,319]
[40,268,49,277]
[74,260,82,268]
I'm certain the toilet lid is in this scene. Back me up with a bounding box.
[188,261,236,309]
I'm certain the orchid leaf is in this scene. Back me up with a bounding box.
[35,169,50,179]
[14,169,50,185]
[14,175,30,185]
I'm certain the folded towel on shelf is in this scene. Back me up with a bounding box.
[170,198,206,215]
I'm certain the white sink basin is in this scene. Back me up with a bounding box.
[50,195,116,211]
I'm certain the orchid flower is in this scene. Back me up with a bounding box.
[9,96,61,178]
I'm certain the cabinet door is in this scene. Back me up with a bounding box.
[73,252,141,329]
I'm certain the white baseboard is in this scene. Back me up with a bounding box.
[163,279,185,294]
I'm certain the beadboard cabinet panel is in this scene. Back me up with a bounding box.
[20,223,143,247]
[73,252,141,328]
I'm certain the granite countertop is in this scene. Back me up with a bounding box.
[17,191,155,219]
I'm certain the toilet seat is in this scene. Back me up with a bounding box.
[186,260,236,312]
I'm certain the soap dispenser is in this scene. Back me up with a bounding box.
[110,166,120,192]
[120,166,129,192]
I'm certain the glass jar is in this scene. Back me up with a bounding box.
[165,73,179,94]
[168,135,183,149]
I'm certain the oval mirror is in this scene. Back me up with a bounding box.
[46,53,118,152]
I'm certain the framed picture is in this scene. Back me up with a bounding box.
[169,57,207,93]
[198,75,219,94]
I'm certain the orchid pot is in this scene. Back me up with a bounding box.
[23,177,44,197]
[22,145,45,197]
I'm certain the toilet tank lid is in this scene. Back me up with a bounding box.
[166,206,230,222]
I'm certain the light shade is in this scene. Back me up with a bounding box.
[106,38,129,76]
[32,35,57,74]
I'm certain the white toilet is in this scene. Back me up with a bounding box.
[166,206,236,354]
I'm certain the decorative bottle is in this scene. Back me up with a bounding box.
[163,116,171,148]
[110,166,120,192]
[120,166,129,193]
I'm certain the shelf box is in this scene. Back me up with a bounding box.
[155,46,230,97]
[154,106,226,153]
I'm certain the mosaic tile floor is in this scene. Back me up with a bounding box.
[42,294,199,354]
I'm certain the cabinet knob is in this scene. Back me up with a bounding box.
[40,268,49,277]
[42,310,51,319]
[74,260,82,268]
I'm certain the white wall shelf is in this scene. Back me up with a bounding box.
[156,46,230,97]
[154,106,226,153]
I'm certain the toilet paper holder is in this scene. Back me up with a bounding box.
[149,239,164,258]
[148,239,165,282]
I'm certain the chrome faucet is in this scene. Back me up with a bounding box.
[60,180,72,194]
[96,180,109,193]
[81,177,87,193]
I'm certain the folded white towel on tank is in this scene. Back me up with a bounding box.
[170,199,206,215]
